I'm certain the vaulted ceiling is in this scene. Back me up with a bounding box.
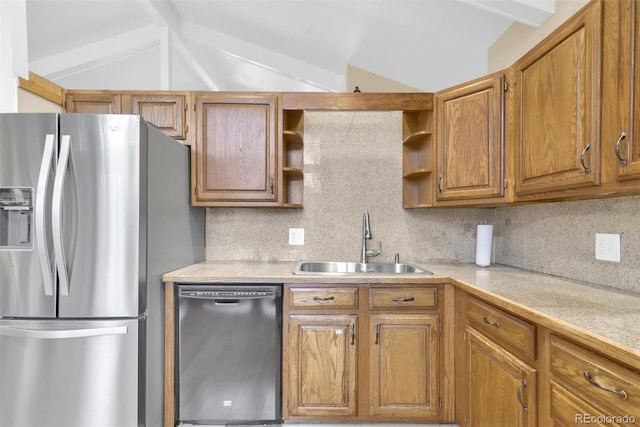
[25,0,554,93]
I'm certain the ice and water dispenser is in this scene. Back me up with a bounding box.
[0,188,33,249]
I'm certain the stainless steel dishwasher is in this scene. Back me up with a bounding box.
[175,284,283,425]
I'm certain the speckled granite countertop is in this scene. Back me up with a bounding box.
[163,260,640,360]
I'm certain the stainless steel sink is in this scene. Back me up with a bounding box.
[292,261,432,275]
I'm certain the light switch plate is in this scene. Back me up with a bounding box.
[595,233,620,262]
[289,228,305,245]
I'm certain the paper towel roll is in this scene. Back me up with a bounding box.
[475,224,493,267]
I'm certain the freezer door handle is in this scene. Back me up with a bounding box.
[52,134,71,296]
[0,325,128,339]
[35,134,56,296]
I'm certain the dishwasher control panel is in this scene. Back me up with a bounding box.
[177,284,282,300]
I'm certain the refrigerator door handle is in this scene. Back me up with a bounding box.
[52,134,71,296]
[0,325,128,339]
[35,134,56,296]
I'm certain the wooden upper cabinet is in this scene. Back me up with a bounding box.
[514,1,602,197]
[65,92,121,114]
[615,0,640,181]
[435,72,505,204]
[192,93,279,207]
[65,90,188,141]
[123,94,186,140]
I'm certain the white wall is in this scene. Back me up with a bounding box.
[0,0,29,112]
[488,0,589,72]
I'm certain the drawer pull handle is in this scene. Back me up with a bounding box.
[375,324,379,345]
[517,379,528,411]
[313,296,335,301]
[583,371,629,400]
[482,315,500,328]
[393,297,415,302]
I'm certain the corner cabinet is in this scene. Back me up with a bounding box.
[191,93,280,207]
[513,1,602,198]
[434,72,507,206]
[283,283,447,422]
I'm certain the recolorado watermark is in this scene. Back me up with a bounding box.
[575,413,636,424]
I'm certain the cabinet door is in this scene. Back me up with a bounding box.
[514,1,602,196]
[288,314,358,417]
[126,93,186,140]
[435,73,505,202]
[65,92,121,114]
[193,94,279,206]
[616,0,640,180]
[369,313,440,419]
[466,327,537,427]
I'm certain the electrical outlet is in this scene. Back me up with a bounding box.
[595,233,620,262]
[289,228,304,245]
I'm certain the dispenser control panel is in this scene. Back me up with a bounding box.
[0,187,33,250]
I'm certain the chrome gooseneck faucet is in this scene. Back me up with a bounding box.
[361,211,381,263]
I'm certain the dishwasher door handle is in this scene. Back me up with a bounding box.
[214,299,240,305]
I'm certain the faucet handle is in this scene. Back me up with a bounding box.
[366,241,382,258]
[394,253,400,263]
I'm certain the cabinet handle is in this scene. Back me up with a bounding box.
[583,371,628,400]
[437,175,443,193]
[313,296,335,301]
[482,315,500,328]
[375,323,379,345]
[392,297,415,302]
[517,379,528,411]
[615,132,628,166]
[580,144,591,173]
[269,177,274,194]
[350,324,355,346]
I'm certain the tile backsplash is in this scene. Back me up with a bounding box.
[206,111,640,293]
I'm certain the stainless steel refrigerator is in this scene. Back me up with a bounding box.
[0,113,205,427]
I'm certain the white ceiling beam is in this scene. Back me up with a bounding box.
[181,21,344,92]
[140,0,218,90]
[458,0,554,28]
[29,25,157,80]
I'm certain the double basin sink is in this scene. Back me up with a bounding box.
[293,261,432,275]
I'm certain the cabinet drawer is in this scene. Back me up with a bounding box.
[550,335,640,420]
[467,297,536,360]
[289,287,358,309]
[369,287,437,309]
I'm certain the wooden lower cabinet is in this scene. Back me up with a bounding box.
[287,314,358,417]
[465,327,537,427]
[546,334,640,426]
[369,313,440,418]
[283,284,446,422]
